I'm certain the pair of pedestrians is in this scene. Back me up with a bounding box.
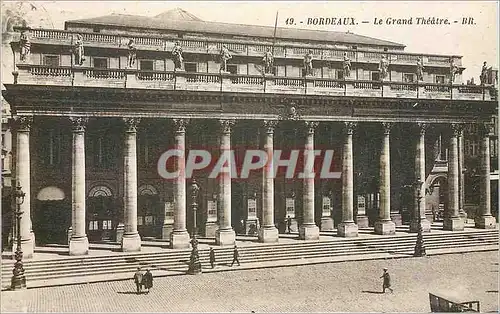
[133,267,153,294]
[209,245,240,268]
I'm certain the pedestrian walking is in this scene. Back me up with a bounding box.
[142,268,153,294]
[230,244,240,266]
[380,268,393,293]
[209,247,216,269]
[286,215,292,234]
[133,267,143,294]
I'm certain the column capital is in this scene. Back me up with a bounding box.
[381,122,393,135]
[416,122,429,135]
[13,116,33,132]
[344,121,358,135]
[69,117,88,132]
[173,118,189,133]
[123,117,141,133]
[478,123,493,137]
[450,123,464,137]
[304,121,319,134]
[219,119,236,134]
[263,120,278,134]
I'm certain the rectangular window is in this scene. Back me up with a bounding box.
[336,70,344,80]
[227,64,238,75]
[43,55,60,67]
[140,60,154,71]
[93,57,108,69]
[403,73,415,83]
[40,128,61,166]
[435,75,445,84]
[88,220,99,230]
[184,62,197,72]
[371,72,380,81]
[138,216,143,226]
[145,215,154,225]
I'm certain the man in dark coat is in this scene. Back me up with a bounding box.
[230,245,240,266]
[209,247,216,269]
[286,215,292,234]
[380,268,393,293]
[133,267,143,294]
[142,268,153,293]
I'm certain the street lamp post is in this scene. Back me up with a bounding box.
[187,179,202,275]
[11,184,26,290]
[414,179,427,257]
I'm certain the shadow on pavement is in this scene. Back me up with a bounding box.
[362,290,384,294]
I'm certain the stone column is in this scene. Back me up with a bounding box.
[69,117,89,255]
[121,118,141,252]
[444,123,465,231]
[170,119,191,249]
[338,122,358,237]
[410,123,431,233]
[299,121,320,240]
[475,124,496,229]
[258,120,279,243]
[13,116,34,258]
[374,122,396,235]
[215,119,236,246]
[458,128,467,221]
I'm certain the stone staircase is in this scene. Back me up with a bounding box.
[1,229,497,290]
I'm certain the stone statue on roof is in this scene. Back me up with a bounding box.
[343,52,351,78]
[127,39,137,68]
[378,55,389,80]
[480,61,488,85]
[449,58,460,83]
[262,48,274,74]
[219,45,232,72]
[172,41,184,70]
[19,31,31,62]
[73,34,85,66]
[304,50,314,76]
[416,58,424,81]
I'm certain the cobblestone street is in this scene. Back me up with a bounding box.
[1,251,498,313]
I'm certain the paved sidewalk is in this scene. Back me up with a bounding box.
[1,251,498,313]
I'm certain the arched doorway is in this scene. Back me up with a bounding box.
[427,175,448,221]
[87,185,116,242]
[137,184,162,239]
[34,186,69,245]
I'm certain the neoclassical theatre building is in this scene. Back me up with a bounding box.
[2,9,498,257]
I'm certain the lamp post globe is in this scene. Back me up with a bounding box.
[11,184,27,290]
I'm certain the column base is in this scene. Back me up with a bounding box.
[337,222,358,237]
[320,217,334,231]
[258,226,279,243]
[12,238,35,259]
[390,213,403,226]
[215,228,236,246]
[374,220,396,235]
[409,218,432,233]
[170,230,190,249]
[474,215,497,229]
[299,224,320,240]
[205,222,218,238]
[121,233,141,252]
[443,217,465,231]
[356,215,369,228]
[161,224,173,240]
[115,223,124,243]
[69,236,89,256]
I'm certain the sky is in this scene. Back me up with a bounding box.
[1,0,499,82]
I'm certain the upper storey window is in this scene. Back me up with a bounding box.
[227,64,237,75]
[403,73,415,83]
[435,75,446,84]
[43,55,60,67]
[93,57,108,69]
[140,60,154,71]
[184,62,197,72]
